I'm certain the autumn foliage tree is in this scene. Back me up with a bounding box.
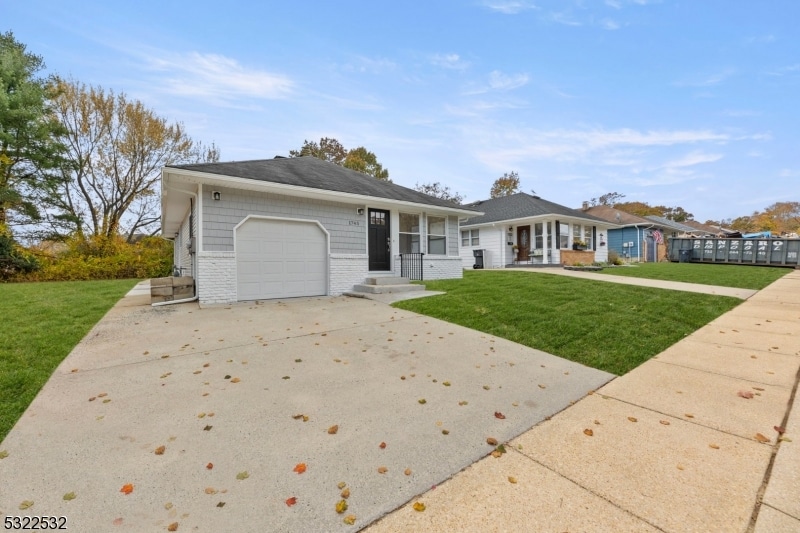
[414,182,464,204]
[48,80,219,241]
[489,171,520,198]
[290,137,389,181]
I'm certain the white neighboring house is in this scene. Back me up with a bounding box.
[458,193,616,268]
[161,156,481,304]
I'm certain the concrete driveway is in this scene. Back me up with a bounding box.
[0,285,613,532]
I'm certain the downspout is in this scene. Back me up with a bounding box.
[155,181,200,307]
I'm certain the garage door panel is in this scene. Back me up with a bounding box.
[236,218,328,300]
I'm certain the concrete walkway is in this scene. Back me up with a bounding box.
[367,269,800,532]
[505,266,759,299]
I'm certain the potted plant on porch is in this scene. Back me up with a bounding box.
[512,244,519,259]
[572,240,587,251]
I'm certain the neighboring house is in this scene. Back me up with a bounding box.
[643,216,715,238]
[582,205,683,262]
[161,156,480,304]
[458,193,615,268]
[682,220,738,237]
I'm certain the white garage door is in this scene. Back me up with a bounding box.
[236,218,327,301]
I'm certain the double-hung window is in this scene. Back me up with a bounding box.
[427,216,447,254]
[399,213,420,253]
[559,223,570,249]
[461,229,479,246]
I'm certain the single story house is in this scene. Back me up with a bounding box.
[458,193,616,268]
[582,205,672,262]
[161,156,480,304]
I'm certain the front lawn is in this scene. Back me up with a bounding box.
[0,279,138,442]
[395,270,741,376]
[600,262,788,290]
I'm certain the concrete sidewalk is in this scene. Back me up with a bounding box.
[367,269,800,532]
[505,266,759,299]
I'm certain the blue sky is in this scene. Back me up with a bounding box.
[7,1,799,222]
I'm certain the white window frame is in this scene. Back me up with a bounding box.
[559,222,570,249]
[399,212,421,254]
[427,215,447,255]
[461,229,479,246]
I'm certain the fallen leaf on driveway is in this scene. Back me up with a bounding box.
[231,377,241,383]
[627,417,638,423]
[205,487,217,494]
[328,425,339,434]
[486,437,498,446]
[379,442,386,449]
[19,500,34,510]
[336,499,348,514]
[412,502,426,512]
[494,411,506,419]
[167,522,179,531]
[660,420,670,425]
[737,391,754,399]
[404,468,412,476]
[206,463,213,470]
[112,518,123,526]
[341,487,350,499]
[154,445,166,455]
[377,466,388,474]
[337,481,346,489]
[508,476,517,484]
[709,444,720,449]
[774,426,786,434]
[216,502,225,508]
[0,450,8,459]
[203,425,213,431]
[236,471,250,480]
[120,484,134,495]
[418,399,427,404]
[458,401,468,406]
[63,492,76,501]
[343,515,356,525]
[583,429,594,437]
[755,433,771,443]
[293,463,307,474]
[285,497,297,507]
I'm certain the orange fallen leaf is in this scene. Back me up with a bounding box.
[341,487,350,499]
[774,426,786,434]
[120,483,134,495]
[377,466,388,474]
[293,463,307,474]
[508,476,518,484]
[583,429,594,437]
[206,463,213,470]
[285,496,297,507]
[205,487,217,494]
[167,522,179,531]
[404,468,412,476]
[343,514,356,525]
[379,442,386,449]
[755,433,771,443]
[737,390,754,399]
[335,499,348,514]
[154,445,166,455]
[660,420,671,425]
[684,414,694,419]
[709,444,720,449]
[328,425,339,435]
[230,377,241,383]
[486,437,498,446]
[412,501,426,512]
[494,411,506,419]
[627,417,638,423]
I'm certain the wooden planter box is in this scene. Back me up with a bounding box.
[151,276,194,304]
[560,250,596,266]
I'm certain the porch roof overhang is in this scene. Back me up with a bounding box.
[459,214,621,230]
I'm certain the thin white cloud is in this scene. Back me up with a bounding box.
[605,0,622,9]
[551,11,582,26]
[600,18,621,30]
[767,63,800,76]
[745,34,776,45]
[779,169,799,178]
[482,1,538,14]
[488,70,530,90]
[673,68,736,87]
[430,53,470,70]
[341,56,397,74]
[146,52,293,101]
[661,150,723,169]
[722,109,761,117]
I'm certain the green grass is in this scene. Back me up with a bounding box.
[396,270,742,376]
[600,262,788,290]
[0,279,138,443]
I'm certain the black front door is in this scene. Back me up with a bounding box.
[368,208,391,271]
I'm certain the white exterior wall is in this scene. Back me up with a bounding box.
[423,256,464,279]
[459,226,506,269]
[197,252,236,305]
[329,254,370,295]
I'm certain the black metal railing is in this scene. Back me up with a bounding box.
[399,253,424,281]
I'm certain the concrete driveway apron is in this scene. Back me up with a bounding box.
[0,286,613,532]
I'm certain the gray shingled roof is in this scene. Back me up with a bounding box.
[461,193,610,226]
[644,215,706,233]
[168,156,478,212]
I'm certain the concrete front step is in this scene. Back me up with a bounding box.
[364,276,411,286]
[351,283,425,294]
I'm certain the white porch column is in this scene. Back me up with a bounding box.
[542,221,549,264]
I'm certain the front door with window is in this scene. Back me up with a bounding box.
[517,225,531,262]
[368,208,391,271]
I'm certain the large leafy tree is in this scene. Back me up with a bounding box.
[586,192,626,207]
[290,137,390,181]
[0,31,66,230]
[414,182,464,204]
[489,171,520,198]
[49,80,218,241]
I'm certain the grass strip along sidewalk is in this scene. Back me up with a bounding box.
[0,279,137,442]
[395,270,749,376]
[598,262,788,290]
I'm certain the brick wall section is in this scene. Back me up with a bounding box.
[421,256,464,280]
[329,254,369,295]
[197,252,236,304]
